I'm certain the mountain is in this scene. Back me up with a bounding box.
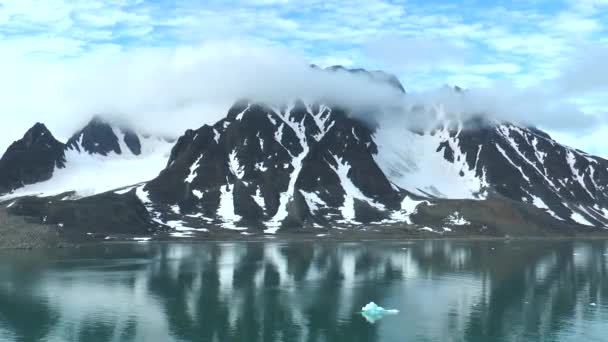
[66,116,143,156]
[142,100,404,233]
[374,109,608,227]
[1,68,607,239]
[0,123,66,195]
[112,99,598,236]
[0,117,173,200]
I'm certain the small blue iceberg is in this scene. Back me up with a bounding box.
[360,302,399,323]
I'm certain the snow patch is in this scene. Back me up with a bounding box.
[566,150,594,199]
[252,187,265,210]
[446,211,470,225]
[213,129,220,143]
[257,132,264,151]
[185,154,203,183]
[171,232,194,238]
[529,195,562,220]
[192,190,204,199]
[420,227,440,233]
[255,162,268,172]
[133,237,151,242]
[299,191,326,213]
[374,110,487,199]
[329,157,386,223]
[571,211,593,226]
[136,185,151,204]
[218,184,245,230]
[166,220,209,232]
[228,150,244,179]
[114,186,136,195]
[401,196,425,213]
[267,114,277,125]
[235,105,251,121]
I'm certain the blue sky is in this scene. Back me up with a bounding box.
[1,0,608,154]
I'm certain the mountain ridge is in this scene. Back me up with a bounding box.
[0,116,174,200]
[1,70,608,239]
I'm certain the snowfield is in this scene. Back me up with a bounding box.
[0,135,173,201]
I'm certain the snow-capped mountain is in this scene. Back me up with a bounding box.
[126,97,607,235]
[0,117,173,200]
[374,110,608,227]
[2,66,607,237]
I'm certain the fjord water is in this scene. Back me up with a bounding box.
[0,241,607,342]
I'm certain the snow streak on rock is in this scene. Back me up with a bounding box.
[218,184,244,230]
[266,103,312,233]
[329,157,385,223]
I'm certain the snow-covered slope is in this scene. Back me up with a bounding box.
[0,118,173,200]
[374,104,608,228]
[374,109,488,199]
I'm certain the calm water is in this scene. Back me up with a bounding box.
[0,240,607,342]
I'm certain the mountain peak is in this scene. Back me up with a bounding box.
[67,116,142,156]
[0,123,66,195]
[23,122,54,143]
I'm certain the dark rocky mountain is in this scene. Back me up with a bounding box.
[66,116,142,156]
[1,68,608,238]
[0,123,66,195]
[142,100,404,232]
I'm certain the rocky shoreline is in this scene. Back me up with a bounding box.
[0,208,78,249]
[2,207,608,250]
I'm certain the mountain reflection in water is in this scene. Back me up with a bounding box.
[0,240,607,342]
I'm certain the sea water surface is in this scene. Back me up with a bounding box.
[0,240,607,342]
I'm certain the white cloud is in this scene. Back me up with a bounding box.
[554,44,608,96]
[546,13,601,35]
[1,0,608,156]
[0,41,405,153]
[405,84,602,134]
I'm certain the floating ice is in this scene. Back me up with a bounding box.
[361,302,399,323]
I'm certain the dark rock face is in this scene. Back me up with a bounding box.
[66,116,142,156]
[145,100,405,230]
[7,191,158,235]
[0,123,66,195]
[411,194,593,237]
